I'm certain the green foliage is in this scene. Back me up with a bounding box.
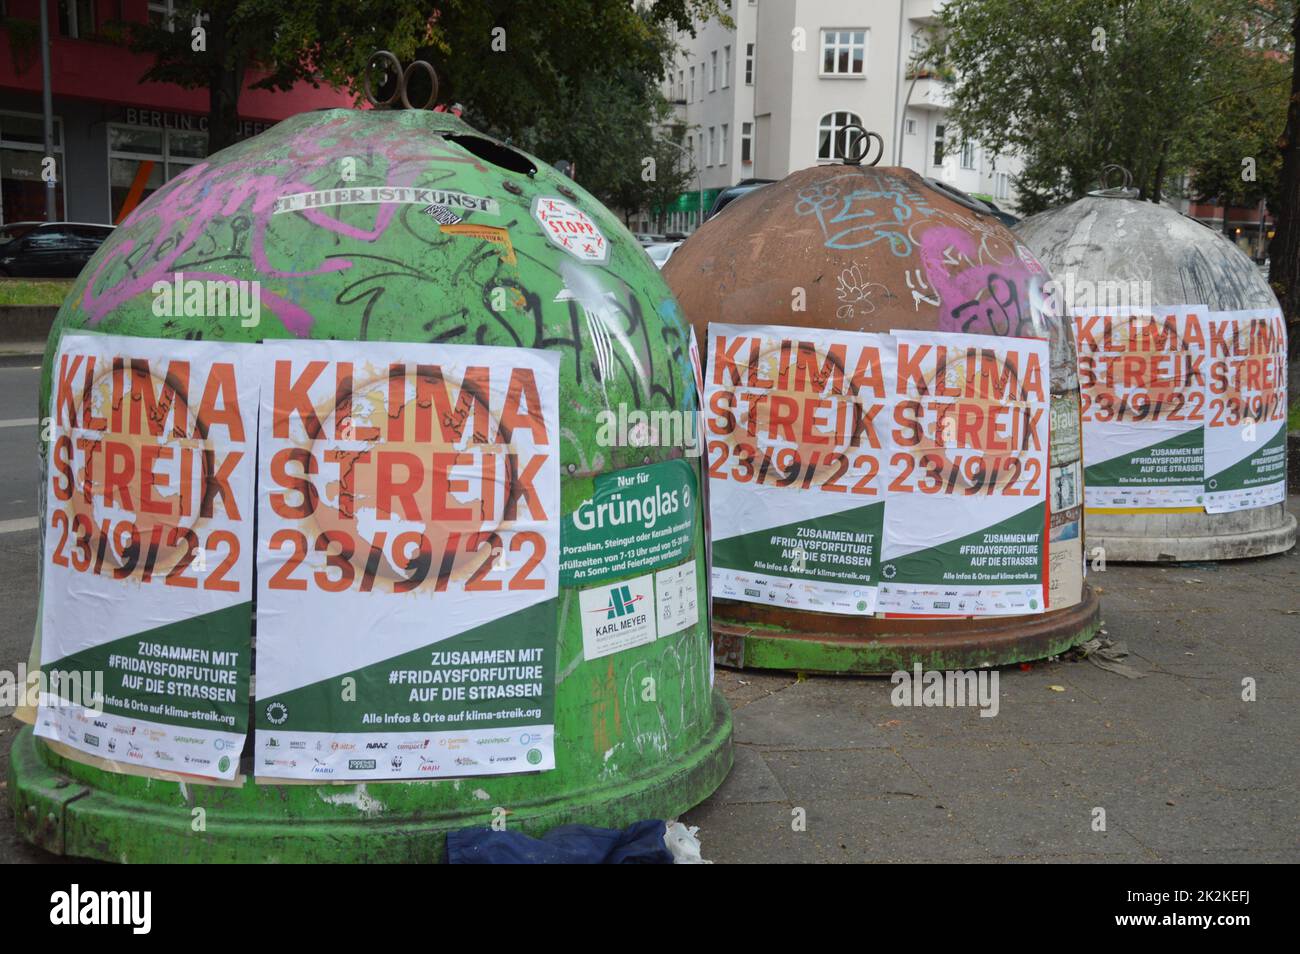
[0,279,72,307]
[127,1,724,156]
[3,16,41,75]
[1190,49,1290,210]
[478,16,697,222]
[938,0,1279,213]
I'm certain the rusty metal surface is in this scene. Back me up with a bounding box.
[713,584,1102,675]
[665,162,1093,666]
[665,165,1053,340]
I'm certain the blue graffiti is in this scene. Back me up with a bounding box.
[794,176,935,253]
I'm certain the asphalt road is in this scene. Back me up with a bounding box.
[0,363,40,527]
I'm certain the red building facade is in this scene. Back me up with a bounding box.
[0,0,353,224]
[1185,199,1274,263]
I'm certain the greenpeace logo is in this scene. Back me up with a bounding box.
[348,759,377,770]
[50,884,151,934]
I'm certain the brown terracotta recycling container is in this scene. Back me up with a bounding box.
[664,159,1101,673]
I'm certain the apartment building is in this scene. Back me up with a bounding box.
[655,0,1023,232]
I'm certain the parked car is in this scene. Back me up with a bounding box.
[975,197,1021,228]
[0,221,42,246]
[705,179,775,221]
[633,232,667,247]
[645,241,682,269]
[0,222,115,277]
[931,184,1020,229]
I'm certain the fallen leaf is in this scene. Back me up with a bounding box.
[1048,685,1066,692]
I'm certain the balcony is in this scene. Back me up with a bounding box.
[907,74,952,111]
[907,0,947,25]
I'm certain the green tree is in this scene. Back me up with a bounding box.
[1189,44,1290,218]
[643,122,700,232]
[480,15,697,225]
[938,0,1249,213]
[1263,2,1300,364]
[127,0,723,154]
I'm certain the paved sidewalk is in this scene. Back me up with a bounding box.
[3,503,1297,863]
[683,501,1300,862]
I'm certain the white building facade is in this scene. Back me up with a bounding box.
[654,0,1023,232]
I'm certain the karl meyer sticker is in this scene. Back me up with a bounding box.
[579,574,657,660]
[532,196,608,263]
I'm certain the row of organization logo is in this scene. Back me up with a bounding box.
[712,569,873,614]
[259,727,546,777]
[42,704,240,775]
[876,584,1043,615]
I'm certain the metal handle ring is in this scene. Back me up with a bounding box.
[363,50,403,107]
[1090,164,1138,198]
[838,125,884,167]
[400,60,440,111]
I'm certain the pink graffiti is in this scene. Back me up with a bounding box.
[918,225,1036,335]
[80,116,483,336]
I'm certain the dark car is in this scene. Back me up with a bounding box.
[705,179,775,221]
[0,221,42,246]
[974,197,1020,229]
[923,180,1021,229]
[0,222,115,277]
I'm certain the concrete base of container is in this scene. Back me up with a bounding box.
[1085,505,1296,563]
[712,585,1102,675]
[7,688,733,863]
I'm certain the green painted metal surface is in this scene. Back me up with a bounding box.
[14,107,731,861]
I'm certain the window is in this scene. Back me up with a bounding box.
[0,111,66,223]
[710,51,718,92]
[995,172,1010,200]
[905,119,917,135]
[821,30,867,75]
[722,46,732,88]
[707,127,716,166]
[741,122,753,164]
[817,111,863,161]
[678,70,685,100]
[58,0,97,38]
[108,124,208,223]
[689,66,696,101]
[960,141,976,170]
[149,2,209,35]
[720,124,729,165]
[911,31,926,54]
[745,43,755,85]
[933,124,946,166]
[148,0,174,27]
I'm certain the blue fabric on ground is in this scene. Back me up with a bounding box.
[446,820,672,864]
